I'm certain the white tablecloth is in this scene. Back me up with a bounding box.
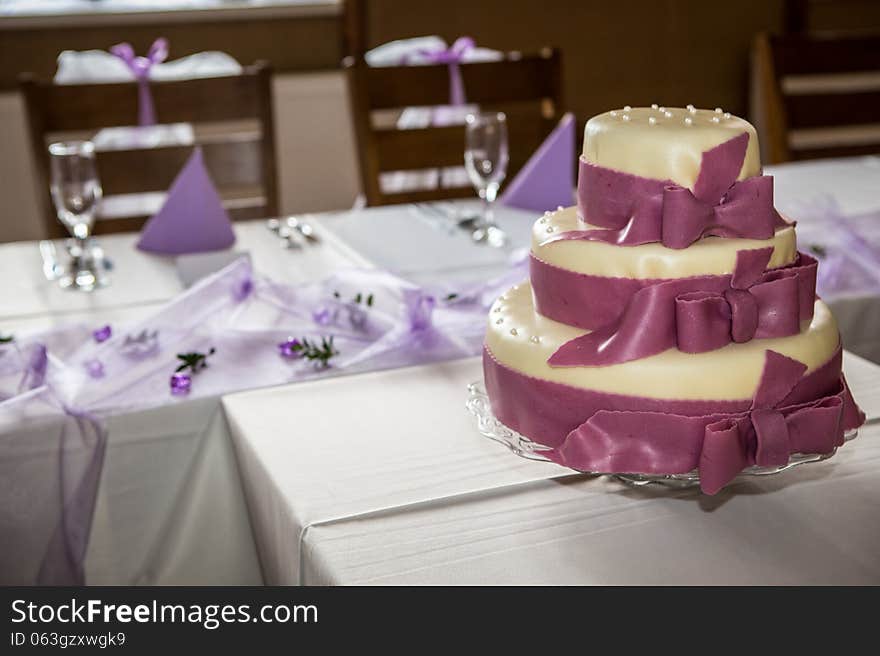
[224,352,880,585]
[766,156,880,218]
[766,156,880,362]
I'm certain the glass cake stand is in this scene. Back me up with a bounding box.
[466,380,858,492]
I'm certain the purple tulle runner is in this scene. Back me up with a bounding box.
[1,256,526,584]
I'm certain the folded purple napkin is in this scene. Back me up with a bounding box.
[137,147,236,255]
[500,112,575,213]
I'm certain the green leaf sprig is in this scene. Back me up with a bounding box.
[290,336,338,367]
[175,348,216,373]
[333,290,374,307]
[0,334,13,343]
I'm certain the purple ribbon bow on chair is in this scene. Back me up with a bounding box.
[554,132,787,249]
[110,38,169,126]
[549,247,815,367]
[546,350,848,495]
[416,36,475,106]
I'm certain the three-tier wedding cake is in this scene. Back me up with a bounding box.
[483,105,865,494]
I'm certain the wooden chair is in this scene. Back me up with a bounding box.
[342,0,562,206]
[344,48,564,207]
[751,32,880,164]
[19,62,278,239]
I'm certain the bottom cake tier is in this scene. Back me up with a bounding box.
[483,282,865,494]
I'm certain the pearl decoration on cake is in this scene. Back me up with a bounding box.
[686,104,696,113]
[648,116,657,125]
[529,335,541,344]
[546,226,554,233]
[711,116,720,123]
[684,116,693,126]
[651,103,659,110]
[622,114,630,121]
[623,105,631,111]
[495,318,504,324]
[509,328,518,336]
[715,107,723,113]
[723,112,731,119]
[664,110,672,118]
[610,110,617,117]
[556,206,564,211]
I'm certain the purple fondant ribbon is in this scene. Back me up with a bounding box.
[546,350,848,494]
[110,38,169,126]
[551,133,787,249]
[549,248,816,367]
[414,36,475,106]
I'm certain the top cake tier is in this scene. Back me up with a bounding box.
[583,106,761,189]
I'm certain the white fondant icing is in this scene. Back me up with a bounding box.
[583,107,761,189]
[531,206,798,279]
[485,282,840,401]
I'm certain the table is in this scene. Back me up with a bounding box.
[2,164,878,584]
[225,352,880,585]
[766,155,880,219]
[1,219,370,331]
[1,219,370,585]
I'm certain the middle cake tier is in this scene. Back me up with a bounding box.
[486,281,840,401]
[530,205,800,329]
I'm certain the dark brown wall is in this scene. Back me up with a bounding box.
[365,0,788,121]
[4,0,880,122]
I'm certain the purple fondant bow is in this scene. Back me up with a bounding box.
[110,38,169,126]
[415,36,475,106]
[552,132,787,249]
[549,248,816,367]
[547,350,847,495]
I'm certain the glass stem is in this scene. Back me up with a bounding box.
[483,183,498,229]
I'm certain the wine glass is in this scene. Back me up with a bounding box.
[49,140,107,291]
[464,111,509,247]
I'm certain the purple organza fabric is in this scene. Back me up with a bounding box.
[109,38,168,126]
[789,198,880,299]
[1,256,525,584]
[411,36,475,106]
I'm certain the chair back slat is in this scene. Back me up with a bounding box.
[19,62,277,239]
[95,139,264,195]
[784,90,880,128]
[751,32,880,163]
[772,35,880,75]
[365,54,561,109]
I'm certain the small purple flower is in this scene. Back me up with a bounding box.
[233,277,254,302]
[312,307,333,326]
[93,325,112,343]
[170,372,192,396]
[278,338,302,359]
[405,291,436,331]
[84,359,105,379]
